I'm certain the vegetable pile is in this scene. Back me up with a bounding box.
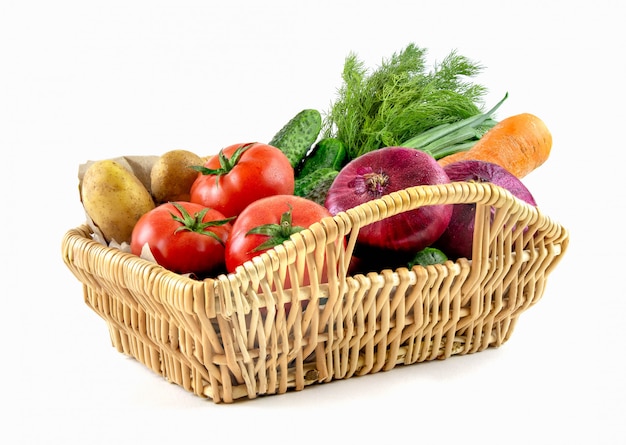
[79,42,552,279]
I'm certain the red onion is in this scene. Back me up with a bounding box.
[325,146,452,267]
[437,160,537,259]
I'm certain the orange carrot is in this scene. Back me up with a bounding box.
[437,113,552,178]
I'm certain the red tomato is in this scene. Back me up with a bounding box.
[131,201,233,277]
[225,195,333,275]
[189,142,294,217]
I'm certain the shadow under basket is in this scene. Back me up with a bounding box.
[62,182,569,403]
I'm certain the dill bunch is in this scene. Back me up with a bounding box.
[322,43,488,159]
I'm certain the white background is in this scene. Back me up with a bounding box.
[2,1,624,444]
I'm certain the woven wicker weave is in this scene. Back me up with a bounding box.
[62,181,568,403]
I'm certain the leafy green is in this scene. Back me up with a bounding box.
[322,43,489,159]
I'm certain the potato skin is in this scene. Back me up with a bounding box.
[81,159,155,244]
[150,149,204,204]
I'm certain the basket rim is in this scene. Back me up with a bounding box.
[62,181,569,318]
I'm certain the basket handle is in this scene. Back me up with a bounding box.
[217,181,539,317]
[283,181,525,322]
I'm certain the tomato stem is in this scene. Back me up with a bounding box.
[246,204,305,253]
[169,202,234,245]
[190,143,254,177]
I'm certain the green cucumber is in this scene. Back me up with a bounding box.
[297,137,348,179]
[294,168,338,205]
[269,109,322,168]
[408,247,448,268]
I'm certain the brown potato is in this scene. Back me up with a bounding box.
[81,159,155,244]
[150,149,204,204]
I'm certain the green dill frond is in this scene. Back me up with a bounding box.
[322,43,488,159]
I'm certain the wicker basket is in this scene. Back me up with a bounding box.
[62,181,568,403]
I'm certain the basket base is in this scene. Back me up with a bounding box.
[85,280,517,403]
